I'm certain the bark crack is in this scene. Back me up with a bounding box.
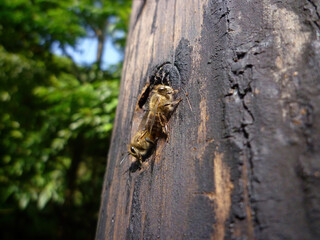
[223,17,258,234]
[227,82,258,239]
[307,0,320,30]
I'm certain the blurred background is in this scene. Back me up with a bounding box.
[0,0,131,239]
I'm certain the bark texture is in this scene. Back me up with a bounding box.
[96,0,320,239]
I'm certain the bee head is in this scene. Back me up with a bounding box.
[129,146,138,157]
[155,85,174,96]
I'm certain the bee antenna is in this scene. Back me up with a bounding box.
[120,153,130,165]
[122,168,130,175]
[181,87,193,112]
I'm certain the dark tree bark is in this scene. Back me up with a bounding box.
[96,0,320,239]
[96,26,106,69]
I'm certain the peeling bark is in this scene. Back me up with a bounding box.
[96,0,320,239]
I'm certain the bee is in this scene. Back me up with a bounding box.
[126,108,158,166]
[146,84,182,138]
[128,128,156,165]
[126,85,182,168]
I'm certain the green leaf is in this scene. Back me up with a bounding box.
[19,193,30,209]
[38,188,52,209]
[10,130,23,138]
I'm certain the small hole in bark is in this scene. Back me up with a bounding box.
[236,52,246,60]
[138,84,151,108]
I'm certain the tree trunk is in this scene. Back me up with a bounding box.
[96,0,320,239]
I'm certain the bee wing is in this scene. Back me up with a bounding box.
[146,97,160,134]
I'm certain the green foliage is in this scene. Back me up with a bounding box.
[0,49,119,209]
[75,0,131,49]
[0,0,131,239]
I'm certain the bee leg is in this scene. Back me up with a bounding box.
[158,113,166,133]
[137,129,148,141]
[145,137,155,145]
[163,72,170,85]
[164,125,170,142]
[160,69,168,84]
[171,98,183,106]
[159,113,170,142]
[163,98,183,110]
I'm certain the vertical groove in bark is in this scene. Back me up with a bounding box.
[96,0,320,239]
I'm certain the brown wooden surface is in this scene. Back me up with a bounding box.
[96,0,320,239]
